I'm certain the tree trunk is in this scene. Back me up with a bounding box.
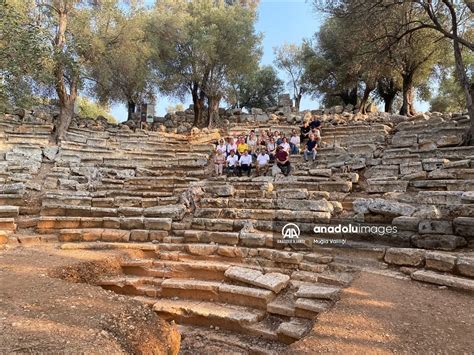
[339,87,358,106]
[191,83,207,127]
[127,100,136,121]
[383,95,395,113]
[55,97,75,142]
[400,73,415,116]
[207,95,220,128]
[52,4,77,143]
[294,94,302,112]
[359,84,374,114]
[451,35,474,144]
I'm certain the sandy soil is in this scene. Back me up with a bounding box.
[291,271,474,354]
[0,246,180,354]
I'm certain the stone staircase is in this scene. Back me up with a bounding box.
[1,110,473,345]
[80,242,353,345]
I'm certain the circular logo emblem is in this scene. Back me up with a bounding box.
[282,223,300,239]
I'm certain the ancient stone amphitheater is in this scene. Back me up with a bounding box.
[0,108,473,353]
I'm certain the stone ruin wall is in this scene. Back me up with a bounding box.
[0,102,473,293]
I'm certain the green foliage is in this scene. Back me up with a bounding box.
[79,1,154,110]
[273,43,305,106]
[149,0,261,124]
[430,68,468,112]
[0,0,51,109]
[227,65,283,110]
[76,96,117,123]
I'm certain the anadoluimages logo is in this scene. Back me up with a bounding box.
[282,223,300,239]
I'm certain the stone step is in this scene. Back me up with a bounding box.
[411,270,474,291]
[0,206,19,218]
[295,284,341,300]
[37,217,172,234]
[193,208,331,222]
[0,218,16,231]
[151,299,266,330]
[224,266,290,293]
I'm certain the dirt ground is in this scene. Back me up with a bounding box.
[0,246,180,354]
[1,245,473,354]
[291,271,474,354]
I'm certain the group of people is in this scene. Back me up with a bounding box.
[213,116,323,177]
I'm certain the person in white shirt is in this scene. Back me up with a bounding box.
[225,150,239,176]
[256,148,270,176]
[238,150,252,177]
[216,139,227,156]
[279,137,291,153]
[226,138,237,156]
[289,129,300,154]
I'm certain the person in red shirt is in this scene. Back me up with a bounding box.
[275,146,291,176]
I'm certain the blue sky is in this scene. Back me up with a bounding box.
[111,0,324,122]
[110,0,427,122]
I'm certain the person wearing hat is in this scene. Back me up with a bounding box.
[275,145,291,176]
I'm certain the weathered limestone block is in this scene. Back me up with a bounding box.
[422,158,449,171]
[217,246,248,258]
[425,251,457,272]
[277,189,309,199]
[392,134,417,147]
[225,266,290,293]
[58,229,82,242]
[453,217,474,238]
[384,248,425,266]
[418,220,453,235]
[277,319,311,343]
[149,230,168,241]
[353,198,415,216]
[400,162,423,176]
[0,206,19,218]
[456,257,474,278]
[411,270,474,292]
[210,185,235,197]
[418,191,464,205]
[303,253,333,264]
[392,216,420,232]
[239,232,266,247]
[144,204,186,220]
[271,250,304,264]
[101,229,130,242]
[366,180,408,193]
[130,229,149,242]
[185,244,218,256]
[208,231,239,245]
[461,191,474,203]
[82,228,103,241]
[412,205,441,219]
[329,201,343,213]
[308,169,332,177]
[364,165,399,179]
[143,218,172,231]
[295,285,340,300]
[318,181,352,193]
[411,234,467,251]
[275,199,332,212]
